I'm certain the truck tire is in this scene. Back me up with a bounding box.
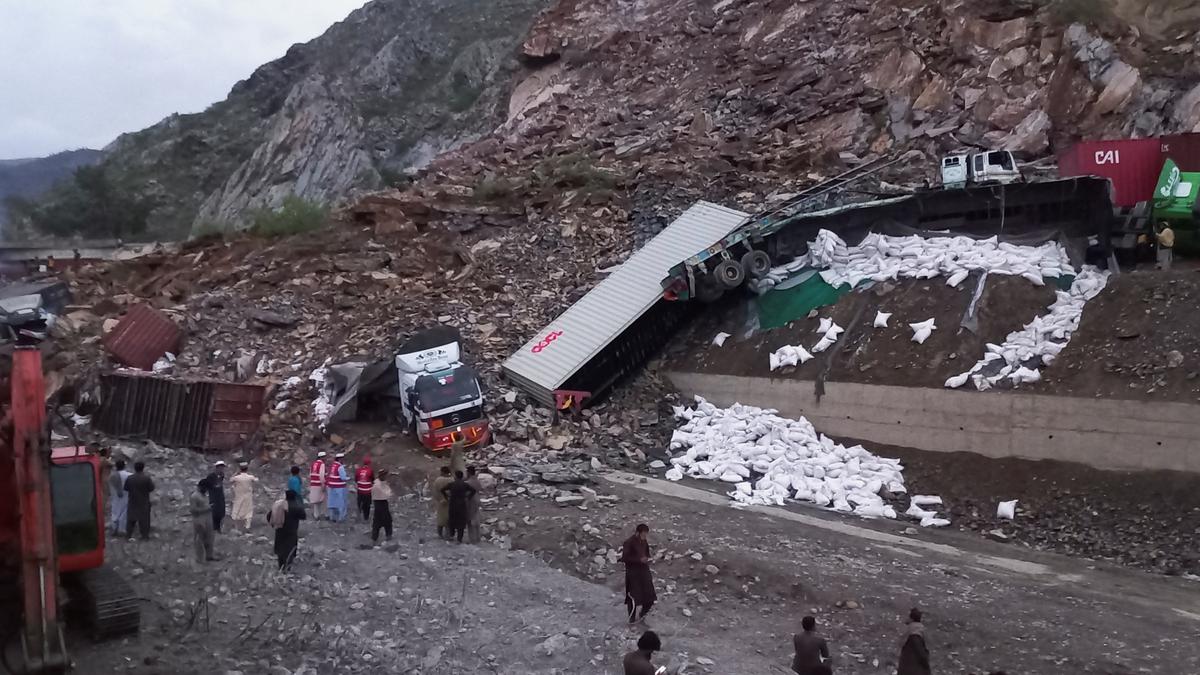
[740,250,772,279]
[714,259,745,288]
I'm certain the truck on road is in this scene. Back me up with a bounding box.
[395,327,489,451]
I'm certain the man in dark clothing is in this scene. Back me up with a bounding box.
[792,615,832,674]
[465,466,483,544]
[124,461,155,540]
[623,630,662,675]
[268,489,307,571]
[206,460,227,533]
[440,470,477,544]
[620,523,656,623]
[897,608,931,675]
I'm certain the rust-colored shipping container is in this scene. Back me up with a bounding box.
[1057,138,1163,207]
[1159,133,1200,171]
[102,304,183,370]
[93,373,265,451]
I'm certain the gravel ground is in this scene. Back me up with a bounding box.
[72,441,1200,675]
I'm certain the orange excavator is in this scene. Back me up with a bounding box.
[0,310,139,672]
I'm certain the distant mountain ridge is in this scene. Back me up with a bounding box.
[0,149,103,229]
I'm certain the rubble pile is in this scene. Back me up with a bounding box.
[665,397,906,517]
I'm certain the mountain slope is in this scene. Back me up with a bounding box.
[95,0,551,237]
[0,149,102,232]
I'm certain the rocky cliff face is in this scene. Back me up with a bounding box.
[99,0,550,237]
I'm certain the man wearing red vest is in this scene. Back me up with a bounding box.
[326,453,349,522]
[355,457,375,522]
[307,451,328,520]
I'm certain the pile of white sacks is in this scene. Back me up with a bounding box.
[666,397,906,518]
[753,229,1074,292]
[944,266,1109,390]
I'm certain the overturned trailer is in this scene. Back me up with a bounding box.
[661,176,1115,302]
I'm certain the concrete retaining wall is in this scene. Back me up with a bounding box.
[666,371,1200,474]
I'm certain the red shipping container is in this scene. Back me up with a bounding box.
[1057,138,1163,207]
[102,304,184,370]
[1159,133,1200,171]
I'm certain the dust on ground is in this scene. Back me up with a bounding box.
[74,439,1200,675]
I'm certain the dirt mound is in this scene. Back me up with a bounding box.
[670,274,1056,389]
[1038,269,1200,401]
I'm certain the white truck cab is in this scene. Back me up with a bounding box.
[942,151,1021,188]
[395,327,489,451]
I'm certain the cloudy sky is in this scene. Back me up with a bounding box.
[0,0,367,159]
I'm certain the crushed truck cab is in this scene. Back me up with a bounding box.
[395,327,489,451]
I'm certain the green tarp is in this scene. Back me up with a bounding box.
[756,273,850,330]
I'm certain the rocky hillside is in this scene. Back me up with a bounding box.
[85,0,552,238]
[0,149,101,233]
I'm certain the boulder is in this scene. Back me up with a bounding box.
[1093,61,1141,115]
[862,47,925,99]
[999,110,1051,155]
[1172,82,1200,132]
[913,75,953,112]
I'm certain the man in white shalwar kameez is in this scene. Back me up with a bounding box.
[229,463,259,530]
[108,459,132,535]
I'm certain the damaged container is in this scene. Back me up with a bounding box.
[102,304,183,370]
[94,373,265,451]
[1057,137,1163,207]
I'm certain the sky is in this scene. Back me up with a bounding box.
[0,0,367,159]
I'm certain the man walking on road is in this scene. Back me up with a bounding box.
[308,451,328,520]
[206,460,227,533]
[229,463,258,531]
[623,630,663,675]
[190,479,217,563]
[897,608,931,675]
[371,469,394,545]
[792,615,832,674]
[440,470,477,544]
[268,489,306,571]
[430,466,453,539]
[109,459,131,535]
[124,461,155,541]
[465,466,483,543]
[620,523,657,623]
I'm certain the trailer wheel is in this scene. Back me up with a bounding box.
[740,250,772,279]
[714,259,745,288]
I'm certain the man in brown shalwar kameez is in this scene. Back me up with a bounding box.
[620,523,656,623]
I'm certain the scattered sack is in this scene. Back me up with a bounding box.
[911,495,943,506]
[920,515,950,528]
[712,332,732,347]
[997,499,1017,520]
[873,311,891,328]
[909,318,936,345]
[817,317,833,333]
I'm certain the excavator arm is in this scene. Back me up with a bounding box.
[10,346,68,673]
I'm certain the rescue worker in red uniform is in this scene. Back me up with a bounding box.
[307,451,328,520]
[325,453,349,522]
[355,457,375,522]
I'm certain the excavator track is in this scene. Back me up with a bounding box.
[68,567,140,641]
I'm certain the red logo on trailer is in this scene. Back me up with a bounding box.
[531,330,563,354]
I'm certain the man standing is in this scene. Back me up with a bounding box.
[108,459,131,535]
[620,523,656,623]
[268,489,307,571]
[206,461,227,533]
[1157,222,1175,270]
[371,469,394,545]
[308,452,328,520]
[792,615,832,674]
[449,436,466,475]
[430,466,453,539]
[465,466,483,544]
[623,631,662,675]
[229,463,259,531]
[897,608,931,675]
[98,447,113,515]
[287,465,305,506]
[354,457,375,522]
[325,453,349,522]
[440,470,477,544]
[124,461,155,541]
[190,479,216,563]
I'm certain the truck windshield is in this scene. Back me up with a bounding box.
[414,366,480,413]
